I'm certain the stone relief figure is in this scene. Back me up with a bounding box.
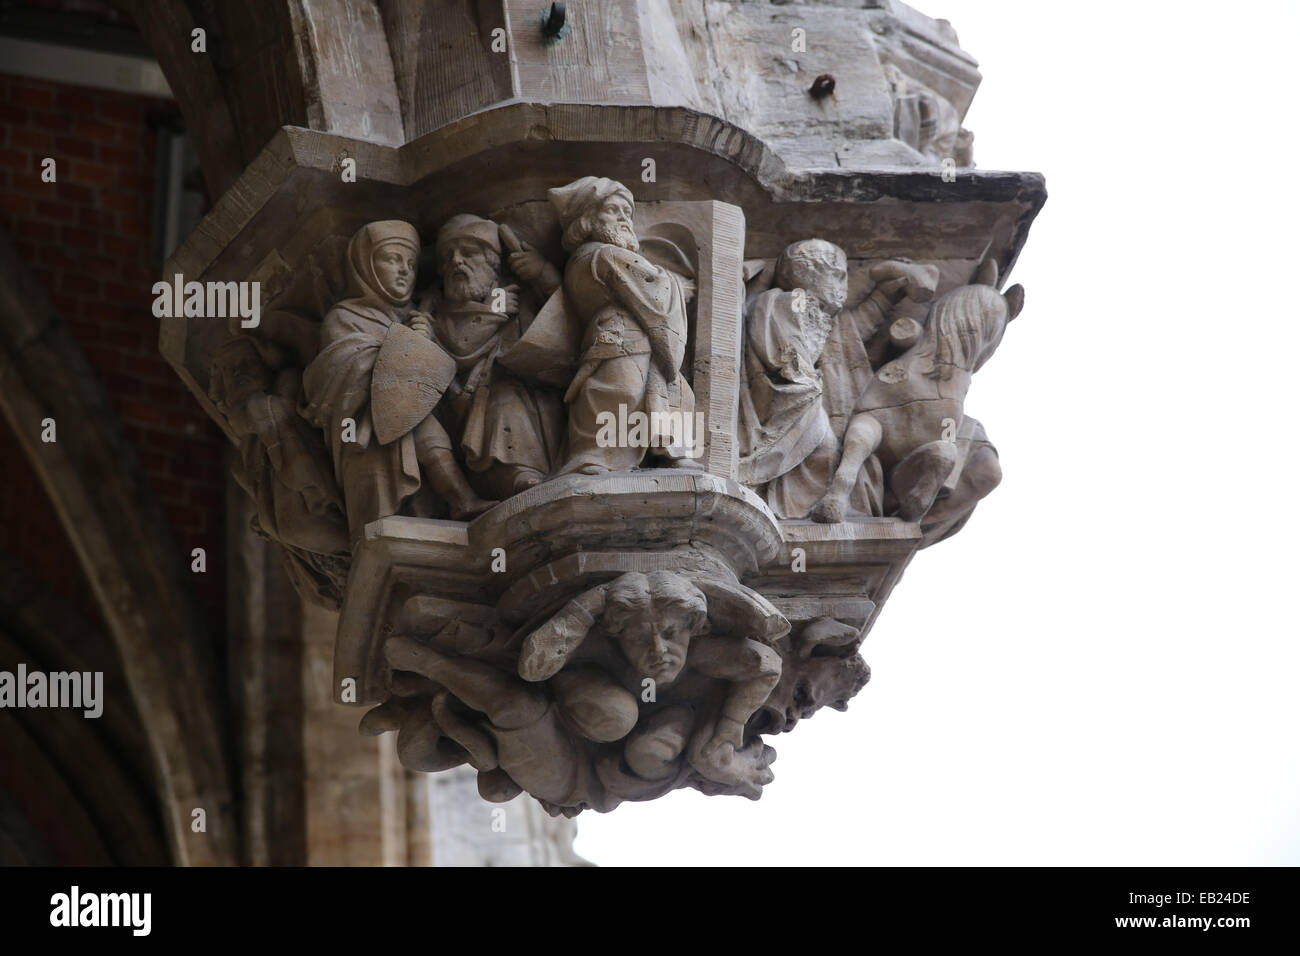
[914,414,1000,548]
[365,569,789,815]
[812,270,1024,523]
[299,220,496,541]
[420,214,565,498]
[519,570,785,803]
[229,191,1026,819]
[209,335,350,605]
[739,238,937,519]
[884,63,971,166]
[753,617,870,735]
[383,633,630,815]
[545,177,697,474]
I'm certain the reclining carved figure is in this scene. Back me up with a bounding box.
[520,570,787,802]
[371,570,790,814]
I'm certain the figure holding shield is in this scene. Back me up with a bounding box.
[301,220,495,541]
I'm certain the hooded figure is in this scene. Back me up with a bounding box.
[301,220,493,542]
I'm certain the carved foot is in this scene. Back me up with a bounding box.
[358,697,409,736]
[449,495,499,521]
[691,739,777,800]
[538,799,585,819]
[810,494,846,523]
[511,468,544,493]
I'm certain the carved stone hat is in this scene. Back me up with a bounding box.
[548,176,634,250]
[435,214,501,260]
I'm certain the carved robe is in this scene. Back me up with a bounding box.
[559,241,694,473]
[819,287,898,441]
[300,223,435,541]
[430,298,563,493]
[738,288,836,486]
[739,288,893,519]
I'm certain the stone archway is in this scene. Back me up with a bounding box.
[0,229,237,865]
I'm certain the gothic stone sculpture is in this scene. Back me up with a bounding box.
[371,570,786,815]
[205,187,1029,818]
[422,214,565,499]
[813,264,1024,525]
[299,220,496,538]
[739,238,940,520]
[546,177,698,474]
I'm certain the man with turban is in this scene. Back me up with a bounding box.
[301,220,495,541]
[422,213,564,498]
[546,176,696,474]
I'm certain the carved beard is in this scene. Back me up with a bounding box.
[443,260,498,305]
[803,296,836,359]
[590,220,639,251]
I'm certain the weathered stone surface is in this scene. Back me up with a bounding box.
[133,0,1044,821]
[132,0,980,183]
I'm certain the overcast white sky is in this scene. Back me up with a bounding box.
[573,0,1300,866]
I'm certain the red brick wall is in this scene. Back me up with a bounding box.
[0,71,227,627]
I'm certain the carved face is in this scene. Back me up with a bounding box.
[227,352,269,404]
[790,254,847,313]
[614,604,697,685]
[764,655,869,733]
[439,239,499,304]
[589,195,638,251]
[371,245,416,302]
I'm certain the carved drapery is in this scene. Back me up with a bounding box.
[141,0,1045,818]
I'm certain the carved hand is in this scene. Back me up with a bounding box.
[508,246,548,282]
[503,231,562,297]
[496,284,520,316]
[408,312,435,339]
[695,736,776,800]
[868,260,939,303]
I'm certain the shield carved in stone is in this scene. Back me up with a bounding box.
[370,322,457,446]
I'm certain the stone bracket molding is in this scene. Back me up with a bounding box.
[336,470,916,705]
[160,104,1044,431]
[127,3,1046,818]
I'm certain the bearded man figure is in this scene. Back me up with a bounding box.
[547,177,696,475]
[301,220,495,540]
[739,238,937,520]
[422,214,564,498]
